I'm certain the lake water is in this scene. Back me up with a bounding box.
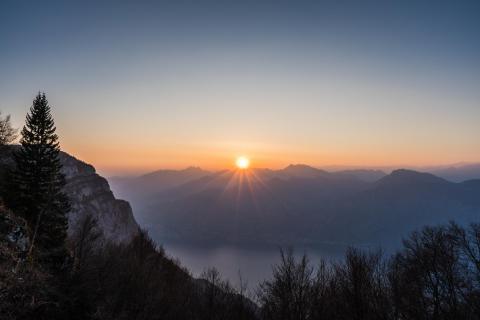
[161,241,347,290]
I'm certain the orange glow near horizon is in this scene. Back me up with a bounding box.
[60,137,480,177]
[59,137,480,176]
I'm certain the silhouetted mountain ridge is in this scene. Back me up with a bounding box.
[375,169,449,188]
[428,163,480,182]
[109,166,480,249]
[278,164,330,178]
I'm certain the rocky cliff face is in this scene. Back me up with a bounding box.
[0,146,139,243]
[60,152,139,243]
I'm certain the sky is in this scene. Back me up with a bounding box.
[1,0,479,175]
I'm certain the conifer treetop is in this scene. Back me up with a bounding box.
[21,92,59,148]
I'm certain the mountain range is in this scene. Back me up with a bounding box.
[109,164,480,250]
[428,163,480,182]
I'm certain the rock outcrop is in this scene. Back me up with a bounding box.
[0,146,139,243]
[60,152,139,243]
[0,205,28,259]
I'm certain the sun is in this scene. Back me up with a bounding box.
[236,156,250,169]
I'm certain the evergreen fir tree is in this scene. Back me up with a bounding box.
[6,93,70,271]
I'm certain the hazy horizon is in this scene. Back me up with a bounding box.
[105,161,480,179]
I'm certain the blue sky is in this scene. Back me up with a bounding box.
[1,0,479,174]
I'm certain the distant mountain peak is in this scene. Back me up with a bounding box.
[140,167,209,178]
[109,166,212,201]
[428,163,480,182]
[183,166,206,172]
[281,164,328,178]
[284,164,317,170]
[378,169,448,186]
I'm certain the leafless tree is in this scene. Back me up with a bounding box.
[389,225,473,320]
[257,248,316,320]
[331,248,391,320]
[69,213,103,272]
[0,112,17,145]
